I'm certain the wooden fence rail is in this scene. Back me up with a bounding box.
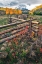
[0,18,39,44]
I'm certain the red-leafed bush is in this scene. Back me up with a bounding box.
[40,48,42,53]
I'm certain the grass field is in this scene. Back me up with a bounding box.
[0,15,42,64]
[0,15,8,25]
[0,15,42,25]
[30,15,42,24]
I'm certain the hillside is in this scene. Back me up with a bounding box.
[33,8,42,15]
[29,4,42,15]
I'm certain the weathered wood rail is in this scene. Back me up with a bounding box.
[0,18,39,44]
[0,25,29,35]
[0,19,37,29]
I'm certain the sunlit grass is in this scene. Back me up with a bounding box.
[0,18,8,25]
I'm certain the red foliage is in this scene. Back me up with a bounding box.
[7,39,11,42]
[7,26,29,44]
[40,48,42,53]
[18,26,29,35]
[26,26,29,29]
[13,38,18,45]
[12,52,16,58]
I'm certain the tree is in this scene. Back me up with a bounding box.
[29,4,42,15]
